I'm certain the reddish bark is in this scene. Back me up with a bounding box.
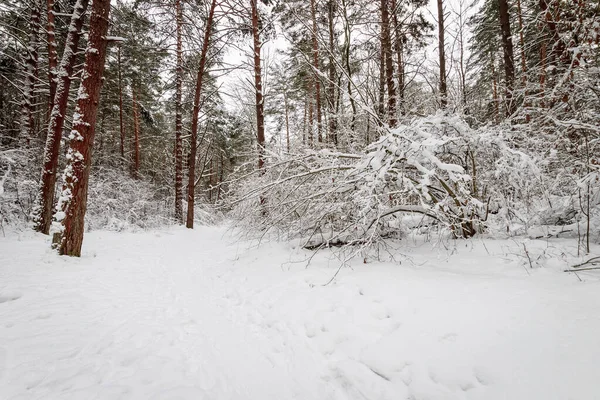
[47,0,57,114]
[186,0,217,229]
[55,0,112,256]
[34,0,89,234]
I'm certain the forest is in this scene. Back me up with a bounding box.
[0,0,599,398]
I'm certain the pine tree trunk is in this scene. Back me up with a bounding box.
[283,90,290,152]
[54,0,112,256]
[132,87,140,178]
[498,0,515,116]
[341,0,356,131]
[437,0,447,109]
[186,0,217,229]
[118,46,125,159]
[47,0,57,115]
[309,0,323,142]
[327,0,337,145]
[33,0,89,235]
[251,0,266,168]
[377,47,385,125]
[516,0,529,121]
[380,0,396,127]
[21,0,42,145]
[390,0,405,116]
[174,0,184,223]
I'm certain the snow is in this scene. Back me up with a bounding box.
[0,226,599,399]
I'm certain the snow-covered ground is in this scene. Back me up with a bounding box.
[1,226,599,400]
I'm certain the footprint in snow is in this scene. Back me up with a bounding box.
[0,293,21,304]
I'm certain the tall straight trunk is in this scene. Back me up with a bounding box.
[132,87,140,178]
[47,0,57,115]
[309,0,323,142]
[21,0,42,144]
[283,89,290,152]
[251,0,266,168]
[491,56,499,122]
[174,0,184,222]
[117,46,125,159]
[54,0,112,256]
[341,0,356,130]
[302,95,307,145]
[498,0,515,116]
[516,0,529,120]
[390,0,405,115]
[33,0,89,235]
[380,0,396,127]
[307,80,314,146]
[377,47,385,125]
[437,0,447,109]
[327,0,337,145]
[186,0,217,229]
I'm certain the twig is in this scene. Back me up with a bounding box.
[569,256,600,269]
[564,266,600,272]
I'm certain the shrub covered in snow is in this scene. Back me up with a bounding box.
[227,114,581,247]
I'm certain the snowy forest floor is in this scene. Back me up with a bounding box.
[1,225,599,400]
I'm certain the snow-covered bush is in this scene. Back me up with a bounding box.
[227,114,540,247]
[0,148,38,230]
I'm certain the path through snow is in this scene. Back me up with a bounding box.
[1,226,599,399]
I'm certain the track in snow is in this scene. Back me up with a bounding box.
[1,226,599,399]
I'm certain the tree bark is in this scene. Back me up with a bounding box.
[54,0,112,256]
[437,0,447,109]
[380,0,396,127]
[390,0,405,116]
[174,0,184,222]
[309,0,323,142]
[186,0,217,229]
[498,0,515,116]
[33,0,89,235]
[118,46,125,159]
[327,0,337,145]
[47,0,57,115]
[340,0,356,130]
[251,0,266,169]
[20,0,42,144]
[132,87,140,178]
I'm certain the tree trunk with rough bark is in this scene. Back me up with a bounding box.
[186,0,217,229]
[327,0,337,145]
[380,0,396,127]
[132,87,140,178]
[309,0,323,142]
[33,0,89,235]
[498,0,515,116]
[437,0,447,109]
[54,0,112,257]
[47,0,57,115]
[174,0,184,223]
[251,0,266,168]
[118,46,125,159]
[21,0,42,145]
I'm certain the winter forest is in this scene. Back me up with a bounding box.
[1,0,599,397]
